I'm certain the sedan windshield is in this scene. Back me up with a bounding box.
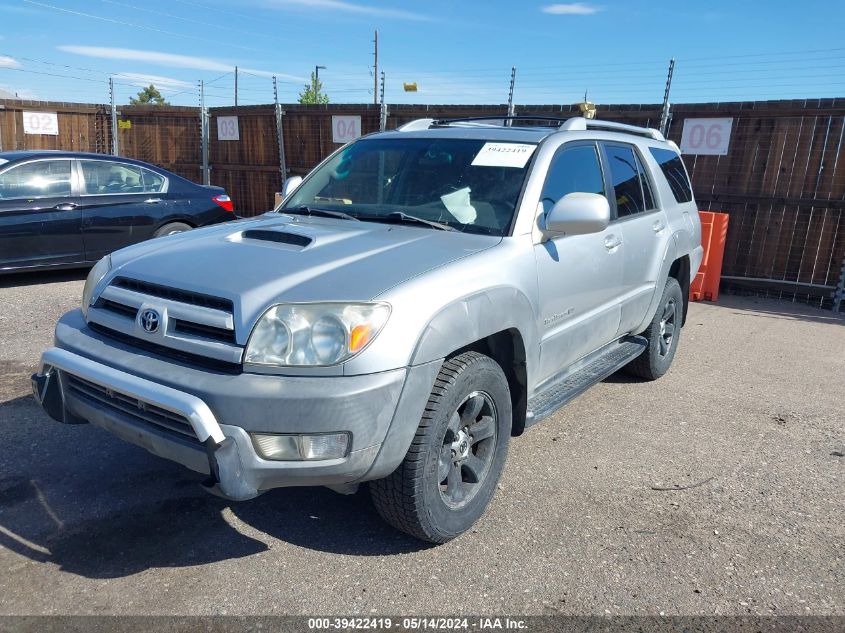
[282,137,535,235]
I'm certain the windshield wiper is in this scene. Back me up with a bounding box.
[283,205,360,221]
[361,211,455,232]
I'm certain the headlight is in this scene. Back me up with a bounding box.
[81,255,112,318]
[244,302,390,367]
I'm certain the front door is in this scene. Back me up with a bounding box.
[533,141,623,385]
[0,158,84,270]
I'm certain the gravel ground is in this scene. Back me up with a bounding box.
[0,270,842,616]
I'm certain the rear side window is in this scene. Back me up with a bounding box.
[649,147,693,203]
[81,160,144,194]
[0,160,71,199]
[540,144,604,213]
[141,168,166,193]
[604,144,647,218]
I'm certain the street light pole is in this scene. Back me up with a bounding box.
[314,65,326,101]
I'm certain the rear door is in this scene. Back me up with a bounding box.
[0,158,84,270]
[600,142,671,335]
[533,141,623,383]
[78,159,172,260]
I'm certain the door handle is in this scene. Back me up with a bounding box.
[604,235,622,250]
[652,219,666,232]
[53,203,78,211]
[144,198,163,204]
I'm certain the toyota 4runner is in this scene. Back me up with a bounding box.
[32,116,703,543]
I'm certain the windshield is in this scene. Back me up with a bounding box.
[282,137,536,235]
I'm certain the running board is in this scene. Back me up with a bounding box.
[525,336,647,426]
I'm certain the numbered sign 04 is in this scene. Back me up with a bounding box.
[680,118,733,156]
[332,115,362,144]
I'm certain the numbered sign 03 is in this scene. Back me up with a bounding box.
[680,118,733,156]
[332,115,362,144]
[23,111,59,136]
[217,116,240,141]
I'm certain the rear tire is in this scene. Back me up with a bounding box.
[626,276,683,380]
[370,352,511,543]
[153,222,192,238]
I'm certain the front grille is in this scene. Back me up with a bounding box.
[171,319,236,344]
[65,373,201,445]
[112,277,234,312]
[100,299,138,319]
[88,322,242,374]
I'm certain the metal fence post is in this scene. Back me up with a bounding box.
[273,76,287,185]
[506,66,516,126]
[379,71,387,131]
[109,77,119,155]
[199,80,210,185]
[833,254,845,313]
[659,58,675,136]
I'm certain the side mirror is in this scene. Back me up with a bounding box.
[543,192,610,236]
[282,176,303,198]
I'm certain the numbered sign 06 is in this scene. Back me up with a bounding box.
[23,111,59,136]
[680,118,733,156]
[332,115,362,144]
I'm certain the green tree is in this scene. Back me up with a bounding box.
[129,84,169,106]
[298,72,329,105]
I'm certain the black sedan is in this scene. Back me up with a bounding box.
[0,151,235,273]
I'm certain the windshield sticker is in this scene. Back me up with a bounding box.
[440,187,477,223]
[471,142,536,168]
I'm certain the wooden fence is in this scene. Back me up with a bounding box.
[1,97,844,307]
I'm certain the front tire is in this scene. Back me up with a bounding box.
[370,352,511,543]
[153,222,192,238]
[626,276,683,380]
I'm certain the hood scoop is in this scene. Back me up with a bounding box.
[240,228,313,248]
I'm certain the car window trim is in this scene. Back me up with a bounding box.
[0,157,75,202]
[76,158,169,197]
[600,141,660,223]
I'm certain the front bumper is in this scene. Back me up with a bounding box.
[32,310,441,500]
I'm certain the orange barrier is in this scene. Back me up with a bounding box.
[690,211,729,302]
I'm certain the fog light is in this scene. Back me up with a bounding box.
[251,432,350,461]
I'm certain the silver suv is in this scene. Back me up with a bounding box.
[32,116,703,543]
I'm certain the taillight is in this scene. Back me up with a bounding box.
[213,194,234,212]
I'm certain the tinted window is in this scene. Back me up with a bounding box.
[605,144,646,218]
[540,144,604,213]
[80,160,144,194]
[636,152,656,210]
[649,147,693,203]
[141,168,165,193]
[0,160,71,199]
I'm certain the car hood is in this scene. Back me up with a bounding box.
[107,213,501,328]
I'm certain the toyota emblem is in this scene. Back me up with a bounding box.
[140,309,161,333]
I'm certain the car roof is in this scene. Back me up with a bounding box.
[0,150,161,169]
[374,125,556,144]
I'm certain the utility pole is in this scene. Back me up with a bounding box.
[379,71,387,131]
[109,77,118,155]
[273,75,287,186]
[373,29,379,106]
[659,57,675,136]
[234,66,238,107]
[199,80,209,185]
[506,66,516,126]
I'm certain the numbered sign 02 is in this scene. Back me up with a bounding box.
[680,118,733,156]
[332,115,362,144]
[23,111,59,136]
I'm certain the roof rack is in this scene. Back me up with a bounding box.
[395,115,666,142]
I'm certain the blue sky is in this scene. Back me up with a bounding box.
[1,0,844,107]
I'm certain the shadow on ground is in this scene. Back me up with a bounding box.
[0,268,88,289]
[0,393,428,580]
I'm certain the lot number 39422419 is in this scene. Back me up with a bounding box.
[680,117,733,156]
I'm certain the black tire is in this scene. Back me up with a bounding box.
[626,276,683,380]
[153,222,192,238]
[370,351,511,543]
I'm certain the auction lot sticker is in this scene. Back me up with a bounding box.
[23,111,59,135]
[471,142,536,168]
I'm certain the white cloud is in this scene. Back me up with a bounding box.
[0,55,20,68]
[114,73,195,91]
[57,46,305,81]
[541,3,601,15]
[262,0,430,21]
